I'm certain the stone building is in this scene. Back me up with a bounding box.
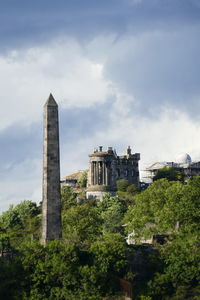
[145,153,200,182]
[60,170,85,188]
[86,146,140,200]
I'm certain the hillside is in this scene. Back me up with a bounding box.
[0,178,200,299]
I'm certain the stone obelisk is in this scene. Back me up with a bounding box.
[41,93,62,245]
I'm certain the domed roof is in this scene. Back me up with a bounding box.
[176,153,192,164]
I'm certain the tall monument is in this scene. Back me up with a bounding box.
[41,94,62,244]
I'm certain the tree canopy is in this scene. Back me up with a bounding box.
[124,177,200,299]
[0,177,200,299]
[153,167,184,182]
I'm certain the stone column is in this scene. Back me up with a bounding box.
[98,162,101,185]
[97,162,100,185]
[105,163,108,185]
[93,162,96,185]
[91,162,94,185]
[90,161,93,185]
[102,162,104,185]
[104,162,106,185]
[41,94,62,245]
[99,161,103,185]
[94,162,96,185]
[97,161,99,185]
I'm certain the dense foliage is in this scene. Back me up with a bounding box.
[77,170,88,188]
[153,167,184,182]
[0,177,200,299]
[125,177,200,299]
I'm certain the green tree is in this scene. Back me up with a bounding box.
[0,205,21,229]
[126,184,138,195]
[0,256,25,300]
[61,186,76,210]
[21,238,128,299]
[98,194,124,234]
[62,202,102,245]
[153,167,184,182]
[89,233,128,277]
[124,177,200,299]
[0,233,11,255]
[124,179,185,239]
[0,201,41,249]
[15,200,39,220]
[148,229,200,300]
[116,179,129,192]
[77,170,88,188]
[22,241,81,300]
[0,201,39,230]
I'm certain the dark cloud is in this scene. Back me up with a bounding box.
[1,0,200,211]
[1,0,200,51]
[103,25,200,118]
[60,99,112,144]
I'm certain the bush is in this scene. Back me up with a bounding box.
[116,180,129,192]
[126,184,137,195]
[77,170,88,188]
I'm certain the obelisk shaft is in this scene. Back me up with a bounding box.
[41,94,62,244]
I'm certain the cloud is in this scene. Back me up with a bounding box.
[60,91,200,187]
[0,123,41,171]
[1,89,200,212]
[0,157,42,212]
[0,37,112,131]
[103,26,200,118]
[0,122,42,212]
[126,0,143,4]
[1,25,200,211]
[1,0,200,52]
[4,30,196,129]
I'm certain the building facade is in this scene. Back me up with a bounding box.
[86,146,140,200]
[60,170,85,188]
[145,153,200,182]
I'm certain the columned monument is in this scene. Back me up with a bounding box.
[41,94,62,244]
[87,146,140,200]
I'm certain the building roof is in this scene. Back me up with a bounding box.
[146,156,199,172]
[61,170,85,181]
[146,162,171,171]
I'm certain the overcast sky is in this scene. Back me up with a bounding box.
[1,0,200,212]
